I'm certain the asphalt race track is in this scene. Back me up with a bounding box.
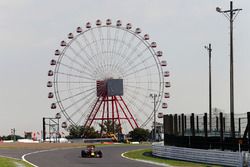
[1,145,162,167]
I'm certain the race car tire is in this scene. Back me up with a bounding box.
[81,150,87,157]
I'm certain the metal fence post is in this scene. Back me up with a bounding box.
[204,113,208,138]
[220,112,224,151]
[191,113,195,136]
[181,113,184,136]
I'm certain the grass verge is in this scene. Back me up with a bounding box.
[0,157,33,167]
[123,149,221,167]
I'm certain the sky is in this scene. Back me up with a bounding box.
[0,0,250,136]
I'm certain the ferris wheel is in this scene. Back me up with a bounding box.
[47,19,170,134]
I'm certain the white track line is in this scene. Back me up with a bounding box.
[22,146,83,167]
[22,150,49,167]
[0,155,22,161]
[0,155,28,167]
[121,149,171,167]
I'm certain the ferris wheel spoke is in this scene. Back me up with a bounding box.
[64,53,90,73]
[119,39,144,69]
[109,29,120,71]
[62,89,96,111]
[62,94,96,126]
[124,63,156,78]
[125,44,148,65]
[117,30,128,55]
[111,39,145,75]
[120,32,136,59]
[125,85,151,99]
[141,111,154,127]
[114,30,128,69]
[74,39,99,70]
[98,27,105,54]
[125,71,160,80]
[69,94,97,124]
[97,28,108,73]
[57,84,95,93]
[56,71,95,81]
[80,34,101,70]
[98,28,108,72]
[125,84,159,92]
[122,92,151,123]
[59,87,95,103]
[124,53,156,75]
[82,34,96,56]
[90,29,101,57]
[124,93,160,122]
[118,35,143,63]
[120,47,149,72]
[58,61,85,75]
[111,34,135,72]
[109,30,127,73]
[67,45,95,74]
[56,81,95,84]
[75,100,96,125]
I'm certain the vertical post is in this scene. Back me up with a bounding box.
[247,112,250,152]
[57,118,59,143]
[169,114,173,135]
[163,115,167,134]
[209,44,212,132]
[191,113,195,136]
[229,1,235,138]
[216,116,219,132]
[238,118,241,138]
[163,115,167,145]
[178,115,181,135]
[184,115,187,132]
[196,115,199,133]
[223,117,226,134]
[205,43,212,132]
[181,114,184,136]
[216,1,242,138]
[204,113,208,138]
[43,117,46,142]
[174,114,178,135]
[149,94,157,141]
[153,94,156,141]
[220,112,224,150]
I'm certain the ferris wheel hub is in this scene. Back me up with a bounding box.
[97,79,123,97]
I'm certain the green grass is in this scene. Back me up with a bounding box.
[123,149,222,167]
[0,157,33,167]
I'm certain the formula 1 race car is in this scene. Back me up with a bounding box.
[81,145,103,158]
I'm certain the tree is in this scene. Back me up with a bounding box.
[83,126,100,138]
[66,125,100,139]
[67,125,84,138]
[99,120,121,134]
[0,135,23,141]
[128,128,150,142]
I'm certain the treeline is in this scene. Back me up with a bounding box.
[66,120,151,142]
[0,135,24,141]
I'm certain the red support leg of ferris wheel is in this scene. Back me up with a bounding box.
[83,79,139,132]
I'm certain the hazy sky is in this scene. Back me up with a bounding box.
[0,0,250,136]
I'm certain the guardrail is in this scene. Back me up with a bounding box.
[152,142,246,167]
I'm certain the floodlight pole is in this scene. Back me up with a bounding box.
[205,43,212,132]
[216,1,242,138]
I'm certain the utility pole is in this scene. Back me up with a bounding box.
[205,43,212,132]
[11,128,16,141]
[150,93,157,142]
[216,1,242,138]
